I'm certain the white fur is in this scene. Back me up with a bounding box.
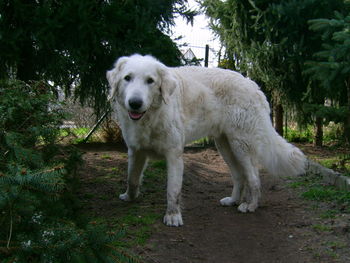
[107,54,307,227]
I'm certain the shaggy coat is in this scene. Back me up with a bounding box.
[107,54,306,226]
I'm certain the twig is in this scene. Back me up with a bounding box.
[7,208,13,249]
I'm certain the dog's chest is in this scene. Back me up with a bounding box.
[122,122,171,155]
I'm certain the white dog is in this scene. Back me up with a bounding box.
[107,54,306,227]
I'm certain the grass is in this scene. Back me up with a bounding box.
[292,176,350,211]
[287,172,350,261]
[110,167,122,173]
[288,172,350,218]
[83,159,168,252]
[101,154,112,160]
[119,160,167,247]
[60,127,89,138]
[317,155,350,173]
[302,185,350,207]
[189,137,214,146]
[324,241,348,249]
[319,209,338,219]
[114,213,162,248]
[312,224,332,232]
[59,127,117,144]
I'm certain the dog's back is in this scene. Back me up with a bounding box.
[171,66,306,177]
[172,66,270,113]
[170,66,271,142]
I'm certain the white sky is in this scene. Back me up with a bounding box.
[171,0,221,67]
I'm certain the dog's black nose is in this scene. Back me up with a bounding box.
[128,97,143,110]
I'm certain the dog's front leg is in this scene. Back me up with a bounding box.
[119,149,147,202]
[163,152,184,227]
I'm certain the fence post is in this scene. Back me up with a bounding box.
[204,44,214,146]
[204,44,209,67]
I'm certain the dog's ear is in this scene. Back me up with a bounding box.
[106,56,129,101]
[158,64,178,104]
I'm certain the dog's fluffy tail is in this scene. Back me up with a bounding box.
[255,125,307,177]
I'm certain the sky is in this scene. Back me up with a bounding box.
[172,0,221,67]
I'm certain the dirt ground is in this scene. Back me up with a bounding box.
[77,143,350,263]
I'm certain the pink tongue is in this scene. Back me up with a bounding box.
[129,112,143,119]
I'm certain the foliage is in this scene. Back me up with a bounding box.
[285,125,313,143]
[306,11,350,142]
[285,122,346,144]
[0,80,134,262]
[201,0,349,143]
[0,0,196,114]
[0,80,65,170]
[201,0,344,101]
[302,103,348,124]
[307,12,350,91]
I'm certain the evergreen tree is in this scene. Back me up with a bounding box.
[201,0,347,143]
[306,11,350,143]
[0,0,195,114]
[0,80,137,262]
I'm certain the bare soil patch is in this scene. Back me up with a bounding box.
[77,143,350,263]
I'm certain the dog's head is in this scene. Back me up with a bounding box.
[106,54,177,121]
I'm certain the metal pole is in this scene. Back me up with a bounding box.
[204,44,213,146]
[204,44,209,67]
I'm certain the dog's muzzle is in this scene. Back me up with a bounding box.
[128,97,146,120]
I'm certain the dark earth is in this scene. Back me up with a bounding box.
[77,143,350,263]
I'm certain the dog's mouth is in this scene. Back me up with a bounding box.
[128,111,146,121]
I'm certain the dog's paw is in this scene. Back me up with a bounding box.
[163,212,183,227]
[237,202,257,213]
[119,192,131,202]
[220,196,237,206]
[237,202,248,213]
[247,203,258,212]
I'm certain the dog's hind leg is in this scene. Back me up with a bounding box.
[119,149,148,201]
[215,135,244,207]
[227,138,261,213]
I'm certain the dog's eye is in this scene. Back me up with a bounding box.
[124,75,131,81]
[146,78,154,84]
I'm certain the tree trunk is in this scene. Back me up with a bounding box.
[314,116,323,147]
[274,103,284,137]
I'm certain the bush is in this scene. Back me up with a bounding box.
[0,80,135,262]
[285,123,346,145]
[323,122,344,144]
[285,125,313,143]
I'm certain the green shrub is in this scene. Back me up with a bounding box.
[285,122,346,145]
[285,125,313,143]
[0,80,135,262]
[323,122,344,144]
